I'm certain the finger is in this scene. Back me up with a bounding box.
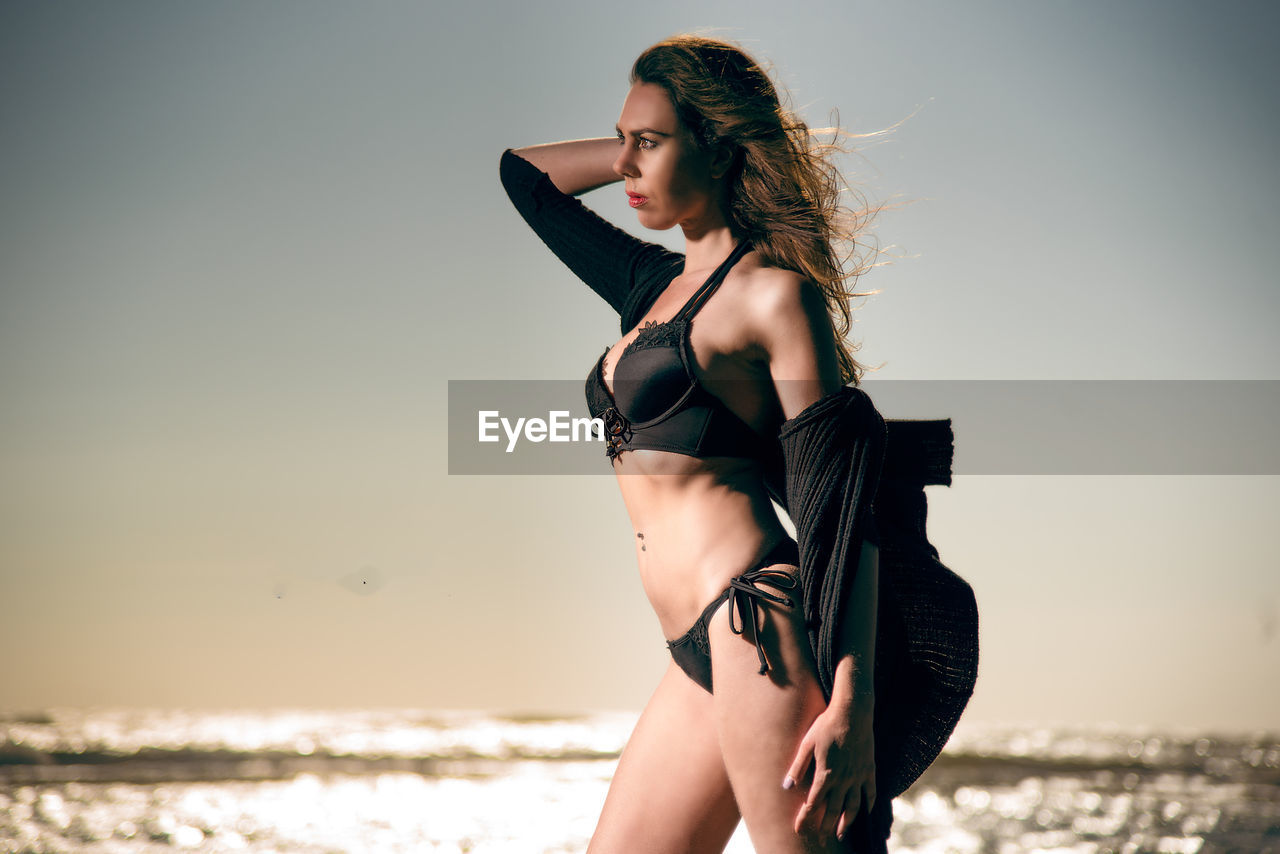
[794,763,835,834]
[803,762,832,811]
[783,735,814,790]
[793,771,821,832]
[836,785,865,841]
[866,774,877,811]
[819,785,849,838]
[794,795,828,835]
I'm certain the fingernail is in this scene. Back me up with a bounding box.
[782,775,795,790]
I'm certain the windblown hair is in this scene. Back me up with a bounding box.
[632,35,879,384]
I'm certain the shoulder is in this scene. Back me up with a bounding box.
[749,266,824,313]
[735,257,843,398]
[738,263,833,357]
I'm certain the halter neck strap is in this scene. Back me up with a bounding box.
[673,240,754,323]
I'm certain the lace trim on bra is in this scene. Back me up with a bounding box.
[601,318,687,382]
[626,318,686,355]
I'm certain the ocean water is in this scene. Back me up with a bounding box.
[1,709,1277,853]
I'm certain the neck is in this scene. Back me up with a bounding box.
[680,227,741,277]
[678,177,740,274]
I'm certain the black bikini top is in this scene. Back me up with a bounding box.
[584,240,772,462]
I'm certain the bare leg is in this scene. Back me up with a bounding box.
[588,660,741,854]
[708,544,879,853]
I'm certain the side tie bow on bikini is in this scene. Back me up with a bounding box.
[725,568,799,676]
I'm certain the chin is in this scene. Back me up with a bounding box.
[634,209,675,232]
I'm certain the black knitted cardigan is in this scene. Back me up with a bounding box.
[763,385,980,804]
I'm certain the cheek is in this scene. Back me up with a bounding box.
[666,159,712,204]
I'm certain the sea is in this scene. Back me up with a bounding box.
[1,709,1276,853]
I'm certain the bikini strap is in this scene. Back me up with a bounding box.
[673,240,754,323]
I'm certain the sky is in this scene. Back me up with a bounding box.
[1,0,1277,730]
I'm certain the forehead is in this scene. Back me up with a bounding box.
[617,81,679,133]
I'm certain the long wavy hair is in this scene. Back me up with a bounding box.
[632,35,880,385]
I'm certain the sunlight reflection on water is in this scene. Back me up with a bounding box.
[2,712,1276,853]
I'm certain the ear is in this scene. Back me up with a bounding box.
[708,145,736,180]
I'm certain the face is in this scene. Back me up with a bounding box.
[613,81,724,232]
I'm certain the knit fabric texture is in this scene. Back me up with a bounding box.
[765,387,979,802]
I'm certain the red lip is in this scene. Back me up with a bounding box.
[626,191,648,208]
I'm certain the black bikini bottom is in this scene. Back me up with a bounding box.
[666,534,894,850]
[665,536,802,694]
[665,535,894,850]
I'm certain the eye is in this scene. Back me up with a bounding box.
[616,131,658,151]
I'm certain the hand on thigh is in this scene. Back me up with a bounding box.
[707,588,843,853]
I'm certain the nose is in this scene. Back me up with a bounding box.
[613,143,637,179]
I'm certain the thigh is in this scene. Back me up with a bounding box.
[588,660,741,854]
[708,545,880,853]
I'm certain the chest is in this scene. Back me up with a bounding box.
[591,299,773,432]
[596,317,697,424]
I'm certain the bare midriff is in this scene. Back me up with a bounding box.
[611,449,794,639]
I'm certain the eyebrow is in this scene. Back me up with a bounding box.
[616,125,673,137]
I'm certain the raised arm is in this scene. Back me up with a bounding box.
[509,138,621,196]
[499,144,682,324]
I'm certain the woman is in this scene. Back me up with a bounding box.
[500,35,975,853]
